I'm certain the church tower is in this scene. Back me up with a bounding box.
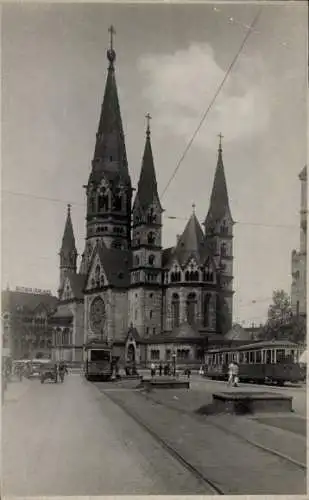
[129,115,163,338]
[58,204,78,296]
[204,135,234,333]
[83,26,132,270]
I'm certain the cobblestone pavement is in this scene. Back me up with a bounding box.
[2,374,213,496]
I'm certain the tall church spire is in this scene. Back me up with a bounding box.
[91,25,130,184]
[134,114,162,212]
[59,204,78,293]
[204,134,233,229]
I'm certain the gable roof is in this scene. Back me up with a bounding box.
[96,245,132,288]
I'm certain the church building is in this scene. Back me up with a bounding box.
[52,30,234,367]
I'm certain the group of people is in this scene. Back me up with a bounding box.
[150,362,175,377]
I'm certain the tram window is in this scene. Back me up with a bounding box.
[265,350,271,364]
[276,349,285,363]
[256,350,262,363]
[249,351,254,363]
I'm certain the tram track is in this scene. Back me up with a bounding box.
[93,382,306,494]
[136,389,307,472]
[95,385,225,494]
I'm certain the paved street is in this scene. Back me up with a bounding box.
[2,372,306,496]
[2,374,210,496]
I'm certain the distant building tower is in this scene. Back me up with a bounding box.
[291,165,307,318]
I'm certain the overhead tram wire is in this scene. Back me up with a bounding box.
[160,6,263,200]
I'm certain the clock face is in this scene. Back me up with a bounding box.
[89,297,106,334]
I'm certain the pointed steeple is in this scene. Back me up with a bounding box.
[60,204,77,255]
[175,210,205,265]
[91,26,130,184]
[204,134,232,229]
[134,114,162,212]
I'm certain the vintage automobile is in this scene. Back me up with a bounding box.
[40,362,58,384]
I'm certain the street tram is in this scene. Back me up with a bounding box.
[84,340,113,381]
[204,340,303,385]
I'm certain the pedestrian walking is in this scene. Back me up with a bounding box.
[186,368,191,380]
[228,361,239,387]
[150,362,156,378]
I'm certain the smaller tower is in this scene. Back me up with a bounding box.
[129,115,163,337]
[204,135,234,333]
[59,204,78,295]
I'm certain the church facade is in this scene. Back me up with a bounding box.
[52,34,234,367]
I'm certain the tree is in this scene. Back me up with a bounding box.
[267,289,292,325]
[258,289,306,343]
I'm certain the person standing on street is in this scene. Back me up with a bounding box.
[150,362,156,378]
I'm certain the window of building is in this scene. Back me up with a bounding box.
[150,293,153,298]
[203,293,211,327]
[113,188,123,211]
[165,349,171,361]
[153,327,156,334]
[186,292,197,325]
[147,232,155,245]
[148,254,155,266]
[146,327,149,335]
[220,243,227,257]
[172,293,180,328]
[151,349,160,361]
[185,270,190,281]
[220,220,228,235]
[296,300,300,316]
[135,255,140,266]
[98,189,109,212]
[177,349,190,360]
[135,310,137,320]
[150,310,153,319]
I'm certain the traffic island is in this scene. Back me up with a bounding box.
[139,377,190,390]
[211,391,293,415]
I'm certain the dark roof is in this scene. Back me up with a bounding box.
[90,49,130,186]
[2,290,58,314]
[146,322,203,344]
[97,245,132,288]
[52,306,73,319]
[68,272,86,299]
[173,213,206,266]
[60,205,77,254]
[204,143,232,228]
[133,127,162,213]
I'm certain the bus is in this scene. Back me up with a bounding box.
[204,340,304,385]
[84,341,113,381]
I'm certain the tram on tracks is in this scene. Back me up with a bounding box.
[84,340,115,381]
[203,340,304,385]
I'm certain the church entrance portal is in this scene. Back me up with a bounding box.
[127,343,136,363]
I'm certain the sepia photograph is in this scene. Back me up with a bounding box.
[1,1,307,496]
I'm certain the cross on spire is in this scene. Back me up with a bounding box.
[218,133,224,152]
[67,203,71,215]
[108,25,116,51]
[192,202,196,214]
[145,112,152,136]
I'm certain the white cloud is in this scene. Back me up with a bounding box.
[138,43,270,148]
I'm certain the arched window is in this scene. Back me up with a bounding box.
[186,292,197,325]
[148,254,155,266]
[98,188,109,212]
[220,220,228,235]
[185,271,190,281]
[203,293,211,327]
[135,255,140,266]
[89,194,96,213]
[220,243,227,257]
[172,293,180,328]
[204,261,214,282]
[113,188,123,211]
[147,232,155,245]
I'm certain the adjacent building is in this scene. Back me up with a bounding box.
[50,32,235,366]
[291,165,307,318]
[1,287,58,360]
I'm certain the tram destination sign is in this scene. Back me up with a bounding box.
[15,286,51,295]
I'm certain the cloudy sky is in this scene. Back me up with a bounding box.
[2,2,307,326]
